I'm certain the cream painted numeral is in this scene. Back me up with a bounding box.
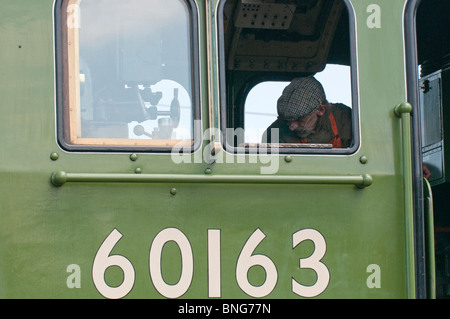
[292,229,330,298]
[92,229,135,299]
[149,228,194,299]
[236,228,278,297]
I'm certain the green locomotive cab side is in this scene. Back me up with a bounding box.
[0,0,449,300]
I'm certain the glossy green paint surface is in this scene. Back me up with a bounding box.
[0,0,418,298]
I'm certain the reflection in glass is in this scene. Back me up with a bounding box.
[64,0,194,148]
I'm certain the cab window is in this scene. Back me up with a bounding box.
[218,0,358,154]
[56,0,199,152]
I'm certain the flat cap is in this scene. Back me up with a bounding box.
[277,77,326,121]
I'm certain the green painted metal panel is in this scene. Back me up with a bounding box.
[0,0,420,299]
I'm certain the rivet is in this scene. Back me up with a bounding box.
[360,156,368,164]
[135,168,142,174]
[204,168,212,175]
[50,153,59,161]
[130,153,138,161]
[170,188,177,196]
[284,156,292,163]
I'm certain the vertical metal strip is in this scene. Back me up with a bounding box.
[404,0,428,299]
[205,0,221,153]
[423,178,436,298]
[395,102,416,298]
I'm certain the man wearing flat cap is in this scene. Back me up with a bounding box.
[262,76,352,148]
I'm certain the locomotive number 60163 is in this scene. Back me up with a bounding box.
[92,228,330,299]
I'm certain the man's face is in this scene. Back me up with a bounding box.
[288,109,320,138]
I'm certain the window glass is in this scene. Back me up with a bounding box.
[59,0,197,150]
